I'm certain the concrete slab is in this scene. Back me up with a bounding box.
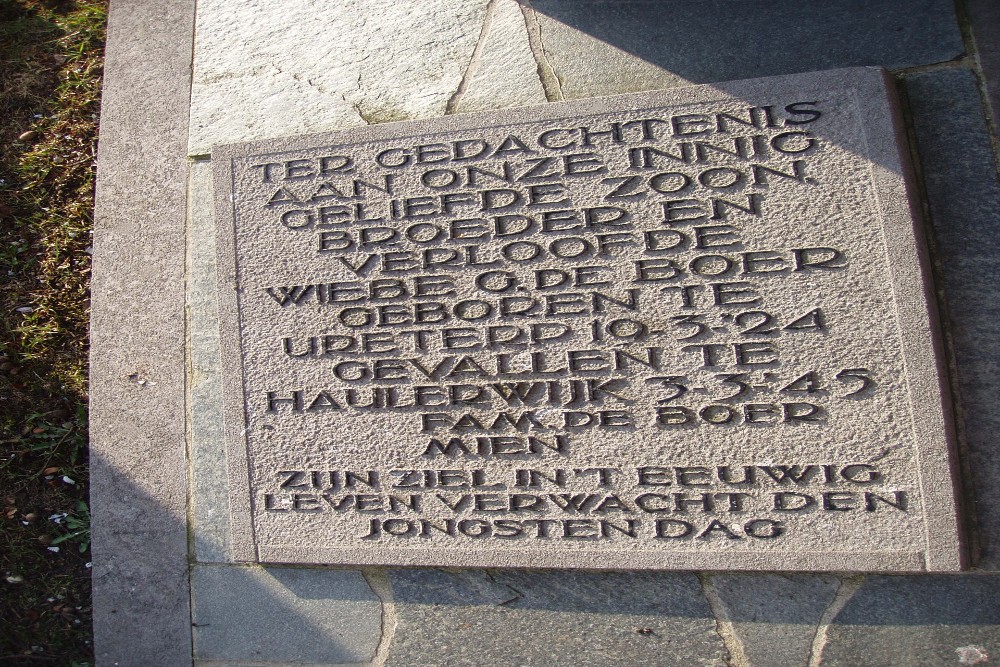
[528,0,965,100]
[706,573,841,667]
[213,67,961,571]
[384,569,728,666]
[188,158,233,562]
[190,564,382,664]
[821,575,1000,667]
[454,0,548,113]
[967,0,1000,131]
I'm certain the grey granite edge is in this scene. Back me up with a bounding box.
[893,68,984,567]
[872,71,965,571]
[89,0,198,664]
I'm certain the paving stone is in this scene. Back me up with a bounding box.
[191,564,382,663]
[189,0,490,155]
[187,159,232,563]
[529,0,964,100]
[456,0,548,113]
[384,569,728,666]
[709,573,841,667]
[821,575,1000,667]
[967,0,1000,130]
[903,68,1000,569]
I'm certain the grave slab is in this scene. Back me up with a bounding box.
[89,0,1000,664]
[211,67,962,572]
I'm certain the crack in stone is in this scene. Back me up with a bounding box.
[698,574,751,667]
[343,71,373,125]
[361,569,397,666]
[345,97,373,125]
[518,0,564,101]
[484,571,525,606]
[446,0,500,114]
[807,575,865,667]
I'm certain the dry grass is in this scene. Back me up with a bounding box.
[0,0,106,663]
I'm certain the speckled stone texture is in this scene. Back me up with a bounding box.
[706,573,842,667]
[527,0,964,99]
[213,67,961,572]
[903,68,1000,570]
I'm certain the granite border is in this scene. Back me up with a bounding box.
[89,0,197,664]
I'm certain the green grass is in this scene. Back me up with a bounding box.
[0,0,106,663]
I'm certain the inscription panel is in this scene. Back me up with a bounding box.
[214,68,963,571]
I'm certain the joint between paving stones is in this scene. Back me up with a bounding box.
[446,0,500,114]
[806,575,865,667]
[892,57,974,76]
[183,161,200,665]
[361,568,397,666]
[517,0,564,101]
[954,0,1000,178]
[698,574,751,667]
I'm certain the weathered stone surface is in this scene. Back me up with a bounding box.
[821,575,1000,667]
[385,569,727,667]
[191,564,382,663]
[455,0,548,113]
[90,0,196,663]
[529,0,964,100]
[707,573,841,667]
[188,0,491,155]
[903,68,1000,570]
[213,67,960,571]
[188,159,232,563]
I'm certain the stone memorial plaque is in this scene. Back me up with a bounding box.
[214,67,963,571]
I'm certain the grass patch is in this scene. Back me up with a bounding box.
[0,0,106,663]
